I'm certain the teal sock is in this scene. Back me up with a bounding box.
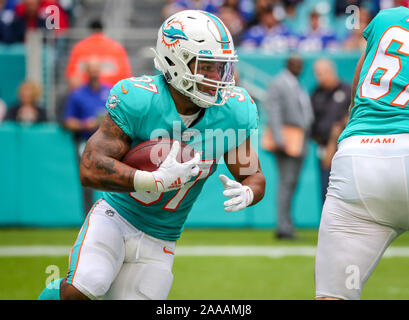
[38,278,63,300]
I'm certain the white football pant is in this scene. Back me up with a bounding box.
[66,199,176,300]
[315,134,409,300]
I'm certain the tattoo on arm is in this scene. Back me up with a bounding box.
[79,114,137,192]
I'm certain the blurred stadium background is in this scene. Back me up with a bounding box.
[1,0,409,300]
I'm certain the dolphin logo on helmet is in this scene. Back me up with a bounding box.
[163,25,189,41]
[161,20,188,48]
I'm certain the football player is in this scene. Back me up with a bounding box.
[315,6,409,300]
[38,10,265,300]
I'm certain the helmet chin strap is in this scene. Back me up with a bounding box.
[190,87,218,108]
[183,74,219,108]
[172,85,214,109]
[190,96,214,109]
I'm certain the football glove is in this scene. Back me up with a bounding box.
[219,174,254,212]
[152,141,200,192]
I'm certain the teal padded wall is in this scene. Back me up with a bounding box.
[0,45,26,106]
[0,122,84,227]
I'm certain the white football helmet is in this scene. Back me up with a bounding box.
[152,10,238,108]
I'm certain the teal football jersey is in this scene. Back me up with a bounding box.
[102,75,258,241]
[339,6,409,142]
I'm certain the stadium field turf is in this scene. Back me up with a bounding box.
[1,228,409,300]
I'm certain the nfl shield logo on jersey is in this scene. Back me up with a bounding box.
[105,209,115,217]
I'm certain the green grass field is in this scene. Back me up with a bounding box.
[1,228,409,300]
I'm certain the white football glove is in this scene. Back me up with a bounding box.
[152,141,200,192]
[219,174,254,212]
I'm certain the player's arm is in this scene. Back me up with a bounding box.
[219,137,265,212]
[80,113,200,193]
[80,113,137,192]
[348,46,366,113]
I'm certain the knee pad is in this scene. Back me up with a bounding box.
[70,269,112,299]
[104,262,174,300]
[137,263,174,300]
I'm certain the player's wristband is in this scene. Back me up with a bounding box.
[133,170,161,192]
[243,185,254,207]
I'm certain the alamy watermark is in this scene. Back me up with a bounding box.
[44,5,60,30]
[345,264,360,290]
[44,264,61,289]
[148,122,260,176]
[345,5,361,30]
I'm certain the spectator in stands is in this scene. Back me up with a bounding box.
[0,0,14,42]
[162,0,254,24]
[217,2,246,44]
[4,80,47,124]
[311,58,351,203]
[65,19,132,91]
[240,4,297,51]
[262,55,314,240]
[232,0,255,24]
[4,0,18,10]
[343,7,371,51]
[64,58,110,150]
[0,0,6,42]
[297,10,338,52]
[282,0,303,18]
[6,0,69,43]
[63,58,110,214]
[217,0,255,26]
[247,0,272,27]
[162,0,207,18]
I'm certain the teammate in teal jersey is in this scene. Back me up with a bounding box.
[315,6,409,300]
[38,10,265,300]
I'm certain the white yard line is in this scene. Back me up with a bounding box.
[1,245,409,258]
[0,246,71,257]
[176,246,317,257]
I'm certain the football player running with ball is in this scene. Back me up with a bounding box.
[315,6,409,300]
[38,10,265,300]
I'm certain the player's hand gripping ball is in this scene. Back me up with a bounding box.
[122,138,201,192]
[122,138,196,171]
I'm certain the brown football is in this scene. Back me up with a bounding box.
[122,138,196,172]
